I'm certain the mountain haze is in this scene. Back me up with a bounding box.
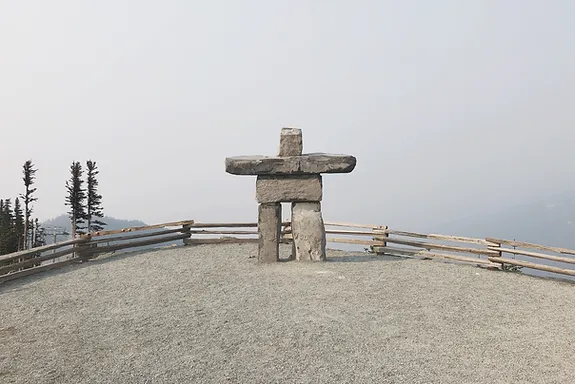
[41,214,187,254]
[434,191,575,281]
[437,191,575,250]
[42,215,147,234]
[41,215,148,246]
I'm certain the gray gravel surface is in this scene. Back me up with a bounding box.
[1,244,574,384]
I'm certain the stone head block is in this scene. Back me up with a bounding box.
[278,128,303,157]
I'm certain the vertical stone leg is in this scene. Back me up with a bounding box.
[258,203,281,263]
[291,202,327,261]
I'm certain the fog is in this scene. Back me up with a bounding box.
[1,0,574,231]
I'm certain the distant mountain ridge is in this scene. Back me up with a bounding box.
[42,214,147,234]
[436,190,575,250]
[429,191,575,281]
[40,215,183,254]
[41,215,148,245]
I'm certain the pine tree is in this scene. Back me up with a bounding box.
[0,199,16,255]
[65,161,87,238]
[13,198,25,251]
[0,199,9,255]
[26,218,46,268]
[86,160,106,233]
[20,160,38,249]
[33,218,46,248]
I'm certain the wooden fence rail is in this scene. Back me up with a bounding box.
[486,237,575,278]
[175,221,575,278]
[2,218,575,284]
[183,222,292,245]
[323,222,503,269]
[183,222,503,269]
[0,220,194,284]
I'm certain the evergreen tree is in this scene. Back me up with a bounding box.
[0,199,16,255]
[13,198,25,251]
[65,161,87,238]
[20,160,38,249]
[25,218,46,268]
[86,160,106,233]
[33,218,46,248]
[0,199,9,255]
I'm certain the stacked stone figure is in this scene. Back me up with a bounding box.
[225,128,356,263]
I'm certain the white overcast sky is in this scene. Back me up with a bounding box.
[1,0,574,231]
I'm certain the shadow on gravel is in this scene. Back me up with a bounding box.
[0,263,98,293]
[0,246,180,293]
[0,266,87,293]
[87,246,176,266]
[326,254,402,263]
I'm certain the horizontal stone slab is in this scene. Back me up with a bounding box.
[225,153,356,175]
[256,175,322,203]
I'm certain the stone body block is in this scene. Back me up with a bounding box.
[291,202,326,262]
[256,175,323,203]
[278,128,303,157]
[258,203,282,263]
[225,153,356,176]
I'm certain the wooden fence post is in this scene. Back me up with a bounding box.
[75,236,92,262]
[371,225,388,255]
[488,240,504,269]
[181,224,192,245]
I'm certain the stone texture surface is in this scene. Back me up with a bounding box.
[278,128,303,157]
[258,203,281,263]
[225,156,299,175]
[225,153,356,175]
[291,202,327,262]
[256,175,323,203]
[299,153,357,174]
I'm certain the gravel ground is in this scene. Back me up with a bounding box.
[1,244,574,384]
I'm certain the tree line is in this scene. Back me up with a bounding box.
[0,160,107,257]
[65,160,106,238]
[0,160,42,256]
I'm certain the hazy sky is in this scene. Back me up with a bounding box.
[1,1,574,231]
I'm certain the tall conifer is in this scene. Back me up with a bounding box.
[13,198,25,251]
[20,160,38,249]
[86,160,106,233]
[65,162,87,238]
[0,199,11,255]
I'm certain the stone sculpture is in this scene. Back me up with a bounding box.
[225,128,356,262]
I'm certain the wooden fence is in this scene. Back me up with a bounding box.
[185,221,575,278]
[186,221,500,268]
[0,220,194,284]
[486,237,575,277]
[2,219,575,284]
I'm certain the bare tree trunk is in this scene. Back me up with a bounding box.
[71,214,77,239]
[71,215,77,259]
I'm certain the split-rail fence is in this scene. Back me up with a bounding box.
[1,219,574,284]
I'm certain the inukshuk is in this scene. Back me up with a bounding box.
[225,128,357,263]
